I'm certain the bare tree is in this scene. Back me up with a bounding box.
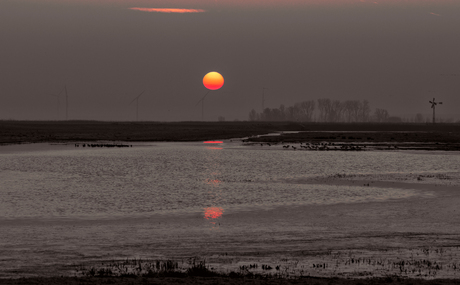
[359,100,371,122]
[271,108,284,121]
[351,100,361,122]
[414,113,424,123]
[374,108,389,122]
[294,100,315,122]
[317,98,331,122]
[260,108,271,121]
[278,104,286,121]
[343,100,355,122]
[248,109,258,121]
[285,106,295,121]
[329,100,344,122]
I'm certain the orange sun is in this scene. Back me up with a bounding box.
[203,72,224,90]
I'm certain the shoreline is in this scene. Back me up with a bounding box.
[1,121,460,151]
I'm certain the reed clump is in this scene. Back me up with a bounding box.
[78,259,183,278]
[77,258,223,278]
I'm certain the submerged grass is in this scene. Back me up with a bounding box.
[3,253,460,284]
[76,258,222,278]
[69,254,460,281]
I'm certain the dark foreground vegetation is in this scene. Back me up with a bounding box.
[1,120,459,145]
[2,259,460,285]
[3,276,460,285]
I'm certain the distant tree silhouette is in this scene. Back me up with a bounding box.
[248,98,387,123]
[360,100,371,122]
[317,98,330,122]
[330,100,343,122]
[317,99,343,122]
[414,113,425,123]
[373,108,390,122]
[248,109,258,121]
[387,116,402,123]
[294,100,315,122]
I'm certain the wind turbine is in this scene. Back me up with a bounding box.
[129,90,145,121]
[195,90,210,121]
[49,94,60,120]
[429,98,442,124]
[65,85,68,120]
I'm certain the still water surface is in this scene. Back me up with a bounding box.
[1,141,459,277]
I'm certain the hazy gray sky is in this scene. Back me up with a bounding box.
[1,0,459,121]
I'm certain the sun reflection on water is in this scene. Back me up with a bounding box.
[205,178,221,186]
[202,142,225,229]
[204,207,224,220]
[205,146,223,150]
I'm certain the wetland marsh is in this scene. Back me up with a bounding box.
[1,121,460,284]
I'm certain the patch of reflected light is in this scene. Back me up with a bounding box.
[205,178,221,186]
[129,8,206,13]
[204,207,224,220]
[205,146,223,150]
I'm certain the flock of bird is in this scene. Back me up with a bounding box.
[256,141,367,151]
[250,141,402,151]
[74,143,132,148]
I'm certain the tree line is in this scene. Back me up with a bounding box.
[248,99,391,122]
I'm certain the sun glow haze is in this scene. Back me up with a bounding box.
[126,0,457,9]
[203,72,224,90]
[35,0,456,8]
[129,8,205,13]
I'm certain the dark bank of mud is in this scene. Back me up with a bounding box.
[244,129,460,151]
[1,121,459,150]
[0,121,300,144]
